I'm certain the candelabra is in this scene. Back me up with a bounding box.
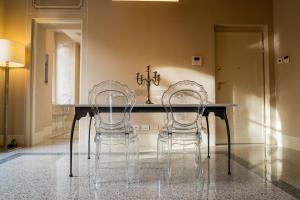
[136,65,160,104]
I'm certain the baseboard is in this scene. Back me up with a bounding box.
[281,134,300,151]
[0,134,25,147]
[271,133,300,151]
[32,126,52,145]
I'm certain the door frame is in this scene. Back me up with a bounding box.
[28,18,86,146]
[214,25,272,146]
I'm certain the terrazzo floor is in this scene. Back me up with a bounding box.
[0,139,299,200]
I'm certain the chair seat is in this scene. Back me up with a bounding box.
[159,127,201,143]
[95,128,137,143]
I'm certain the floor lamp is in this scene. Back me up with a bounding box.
[0,39,25,150]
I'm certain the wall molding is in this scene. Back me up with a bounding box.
[32,0,84,9]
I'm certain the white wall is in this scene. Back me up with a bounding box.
[54,32,78,105]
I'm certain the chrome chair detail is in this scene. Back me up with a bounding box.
[157,80,208,175]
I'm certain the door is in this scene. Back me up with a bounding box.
[215,31,265,144]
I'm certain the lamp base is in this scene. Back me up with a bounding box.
[146,99,153,104]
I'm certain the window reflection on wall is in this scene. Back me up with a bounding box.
[53,32,80,105]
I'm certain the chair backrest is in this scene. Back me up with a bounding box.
[162,80,208,133]
[88,80,135,133]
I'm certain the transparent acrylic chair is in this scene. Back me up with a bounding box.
[88,80,138,185]
[157,80,208,176]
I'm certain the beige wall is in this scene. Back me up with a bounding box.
[85,0,274,99]
[273,0,300,150]
[0,0,4,146]
[32,27,55,145]
[84,0,274,146]
[0,0,4,37]
[1,0,275,147]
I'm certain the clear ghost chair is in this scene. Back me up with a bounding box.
[157,80,208,175]
[88,80,138,183]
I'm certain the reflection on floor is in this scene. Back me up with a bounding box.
[0,139,299,200]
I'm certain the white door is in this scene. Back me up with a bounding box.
[215,31,265,144]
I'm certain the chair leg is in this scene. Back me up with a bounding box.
[167,134,172,177]
[95,140,101,160]
[125,134,129,162]
[94,140,101,186]
[125,134,130,185]
[134,137,139,166]
[157,135,160,164]
[133,137,139,180]
[88,116,92,159]
[195,143,199,164]
[197,137,201,164]
[206,116,210,159]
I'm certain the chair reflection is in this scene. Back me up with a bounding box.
[88,152,207,200]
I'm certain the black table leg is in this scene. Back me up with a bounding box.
[69,113,78,177]
[205,116,210,159]
[224,112,231,175]
[88,116,92,159]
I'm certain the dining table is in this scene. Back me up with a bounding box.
[68,103,237,177]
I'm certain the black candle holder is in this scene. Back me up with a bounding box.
[136,65,160,104]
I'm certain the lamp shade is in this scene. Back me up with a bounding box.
[0,39,25,67]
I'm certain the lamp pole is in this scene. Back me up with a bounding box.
[3,62,9,150]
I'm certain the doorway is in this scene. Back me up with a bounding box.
[215,28,265,144]
[31,19,82,145]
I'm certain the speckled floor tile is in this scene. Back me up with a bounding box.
[0,146,297,200]
[1,137,300,200]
